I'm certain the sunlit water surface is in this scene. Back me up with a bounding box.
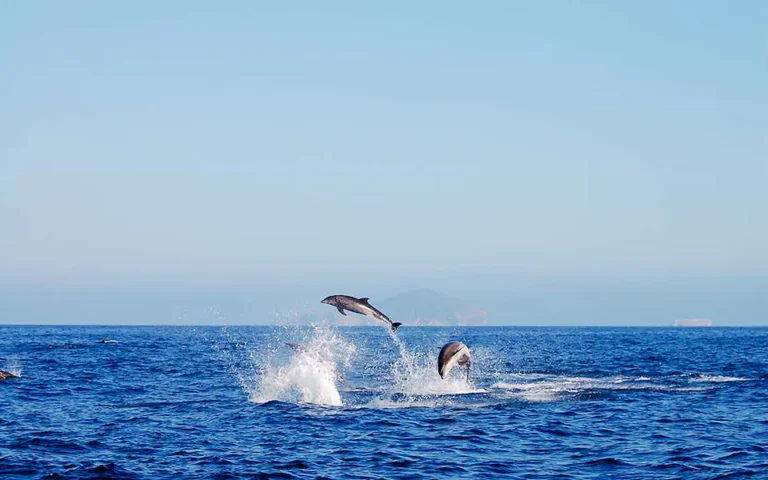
[2,326,767,479]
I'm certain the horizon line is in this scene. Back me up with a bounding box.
[0,323,763,328]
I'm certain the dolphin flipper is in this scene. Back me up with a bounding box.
[337,305,346,316]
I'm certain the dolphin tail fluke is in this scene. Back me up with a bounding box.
[391,322,403,331]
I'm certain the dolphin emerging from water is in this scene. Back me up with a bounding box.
[0,370,18,381]
[321,295,402,331]
[438,341,471,381]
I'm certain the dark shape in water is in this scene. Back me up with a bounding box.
[285,343,307,353]
[0,370,18,381]
[321,295,402,331]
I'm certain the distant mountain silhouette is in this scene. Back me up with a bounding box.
[376,289,488,326]
[269,290,488,327]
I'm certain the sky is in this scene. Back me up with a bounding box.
[1,2,767,324]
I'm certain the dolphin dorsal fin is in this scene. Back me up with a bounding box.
[359,297,370,304]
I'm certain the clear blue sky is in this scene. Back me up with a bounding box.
[1,2,767,319]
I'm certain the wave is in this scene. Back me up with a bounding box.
[359,398,495,409]
[361,398,455,409]
[491,374,722,402]
[687,374,752,383]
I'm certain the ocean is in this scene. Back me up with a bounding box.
[1,325,766,479]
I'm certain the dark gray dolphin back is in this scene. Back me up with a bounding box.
[356,297,392,323]
[0,370,18,381]
[342,296,391,322]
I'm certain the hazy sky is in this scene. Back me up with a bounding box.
[2,1,767,292]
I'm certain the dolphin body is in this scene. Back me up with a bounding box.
[438,341,471,381]
[321,295,402,331]
[0,370,18,381]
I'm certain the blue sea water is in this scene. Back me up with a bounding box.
[1,325,767,479]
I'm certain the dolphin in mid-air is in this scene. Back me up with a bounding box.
[438,341,471,381]
[321,295,402,331]
[0,370,18,381]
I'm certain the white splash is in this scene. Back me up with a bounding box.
[387,342,484,398]
[688,374,751,383]
[247,324,355,406]
[491,373,729,402]
[493,375,646,402]
[492,378,590,402]
[362,398,453,409]
[492,381,565,402]
[5,358,22,377]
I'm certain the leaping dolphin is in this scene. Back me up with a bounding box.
[438,341,471,381]
[321,295,402,331]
